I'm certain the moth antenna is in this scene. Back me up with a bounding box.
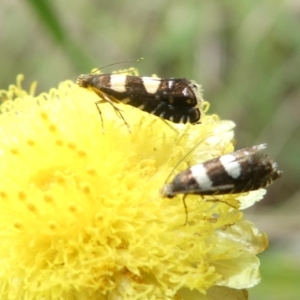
[163,132,214,185]
[91,58,144,74]
[139,193,161,207]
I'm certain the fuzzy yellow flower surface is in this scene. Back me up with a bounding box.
[0,74,268,300]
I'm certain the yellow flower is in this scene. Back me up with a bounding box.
[0,73,268,299]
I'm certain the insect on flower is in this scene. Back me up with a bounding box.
[77,70,203,130]
[161,144,282,222]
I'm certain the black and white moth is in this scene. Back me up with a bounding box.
[162,144,282,198]
[77,73,203,125]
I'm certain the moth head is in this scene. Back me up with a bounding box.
[77,74,91,88]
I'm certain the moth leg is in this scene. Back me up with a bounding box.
[159,118,179,134]
[182,195,189,225]
[205,195,239,210]
[95,93,131,133]
[95,102,105,133]
[96,98,124,113]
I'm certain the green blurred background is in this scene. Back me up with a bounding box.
[1,0,299,299]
